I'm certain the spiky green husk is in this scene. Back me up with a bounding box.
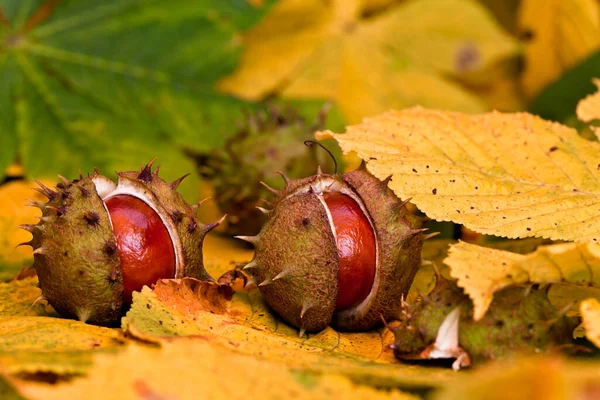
[393,276,577,364]
[24,175,124,325]
[196,105,335,236]
[24,162,218,325]
[244,169,423,333]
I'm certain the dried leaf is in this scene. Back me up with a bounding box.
[444,241,600,320]
[318,107,600,242]
[14,340,419,400]
[581,298,600,347]
[124,281,457,389]
[219,0,518,122]
[519,0,600,98]
[399,307,471,372]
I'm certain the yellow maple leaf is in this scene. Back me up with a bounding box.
[577,78,600,138]
[219,0,518,123]
[318,107,600,242]
[14,340,419,400]
[444,241,600,321]
[519,0,600,99]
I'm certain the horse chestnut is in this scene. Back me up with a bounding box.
[20,161,221,325]
[239,167,424,334]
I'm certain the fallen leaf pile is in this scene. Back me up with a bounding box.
[4,1,600,398]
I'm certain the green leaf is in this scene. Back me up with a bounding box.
[0,0,271,183]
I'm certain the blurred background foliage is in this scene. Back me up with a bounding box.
[1,0,600,203]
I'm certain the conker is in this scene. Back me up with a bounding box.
[239,167,424,334]
[105,195,176,303]
[20,161,221,325]
[322,191,376,311]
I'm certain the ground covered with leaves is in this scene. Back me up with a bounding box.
[3,0,600,399]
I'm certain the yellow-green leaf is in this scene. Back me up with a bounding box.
[0,277,56,318]
[14,340,418,400]
[317,107,600,242]
[581,298,600,347]
[432,356,600,400]
[444,241,600,320]
[519,0,600,99]
[0,316,127,376]
[219,0,518,123]
[124,280,457,389]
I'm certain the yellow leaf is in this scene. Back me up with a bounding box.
[318,107,600,242]
[408,239,454,300]
[444,241,600,320]
[0,277,56,318]
[360,0,397,14]
[4,164,25,178]
[202,234,254,279]
[577,79,600,123]
[519,0,600,99]
[14,340,419,400]
[0,316,127,376]
[577,78,600,138]
[547,284,600,317]
[0,180,53,281]
[219,0,517,123]
[124,280,457,389]
[581,298,600,347]
[432,356,600,400]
